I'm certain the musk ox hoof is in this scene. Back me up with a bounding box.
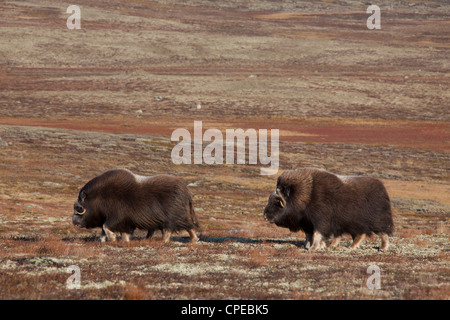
[305,231,327,251]
[307,243,326,251]
[305,241,327,251]
[98,225,118,242]
[350,234,366,249]
[188,229,199,243]
[378,234,390,251]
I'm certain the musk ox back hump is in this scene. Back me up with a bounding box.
[308,170,394,237]
[132,174,200,232]
[341,175,394,236]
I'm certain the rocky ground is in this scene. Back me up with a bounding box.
[0,0,449,300]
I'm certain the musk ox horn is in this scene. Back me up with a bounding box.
[279,198,285,208]
[275,189,286,208]
[76,208,86,215]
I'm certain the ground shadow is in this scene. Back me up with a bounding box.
[61,234,305,247]
[3,235,40,242]
[171,236,305,248]
[62,235,98,242]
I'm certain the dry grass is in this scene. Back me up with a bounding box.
[122,284,155,300]
[0,222,448,300]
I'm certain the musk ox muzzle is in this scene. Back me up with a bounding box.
[72,206,86,227]
[72,169,200,243]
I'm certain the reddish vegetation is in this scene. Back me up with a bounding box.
[1,117,447,151]
[283,123,449,151]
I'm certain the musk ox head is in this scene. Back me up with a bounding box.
[276,170,313,208]
[263,189,286,223]
[72,190,87,226]
[263,169,317,234]
[72,170,122,229]
[72,186,103,229]
[264,169,314,216]
[263,169,315,224]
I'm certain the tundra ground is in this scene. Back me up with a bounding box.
[0,0,449,300]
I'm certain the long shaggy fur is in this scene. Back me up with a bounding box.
[264,168,394,250]
[72,169,199,242]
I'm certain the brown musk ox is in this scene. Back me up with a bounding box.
[72,169,200,243]
[263,168,394,251]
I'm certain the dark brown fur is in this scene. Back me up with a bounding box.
[72,169,200,242]
[263,168,394,250]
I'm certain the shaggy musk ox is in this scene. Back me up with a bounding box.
[263,168,394,251]
[72,169,200,242]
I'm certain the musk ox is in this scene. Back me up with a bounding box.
[72,169,200,243]
[263,168,394,251]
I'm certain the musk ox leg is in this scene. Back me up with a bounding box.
[99,228,107,242]
[146,229,155,239]
[121,233,131,242]
[99,226,117,242]
[320,240,327,249]
[188,229,199,243]
[102,225,117,241]
[162,230,172,243]
[305,233,313,249]
[330,236,341,248]
[350,234,366,249]
[380,234,389,251]
[309,231,324,251]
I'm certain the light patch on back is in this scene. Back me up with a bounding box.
[118,168,150,184]
[336,175,355,183]
[133,173,150,183]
